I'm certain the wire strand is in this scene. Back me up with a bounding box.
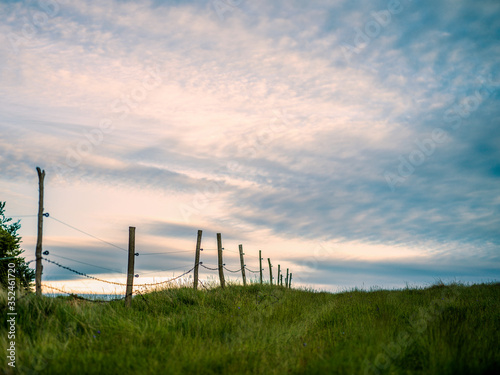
[140,250,193,256]
[245,266,260,273]
[200,264,219,271]
[50,253,123,274]
[43,257,194,288]
[43,258,128,286]
[48,216,128,253]
[224,266,243,273]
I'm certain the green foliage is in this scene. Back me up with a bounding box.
[0,282,498,374]
[0,201,35,291]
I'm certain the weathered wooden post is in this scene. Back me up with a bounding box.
[35,167,45,297]
[125,226,136,307]
[289,272,292,289]
[217,233,225,288]
[259,250,263,284]
[280,274,283,286]
[277,264,281,286]
[238,244,246,286]
[268,258,273,286]
[285,268,289,288]
[193,230,202,290]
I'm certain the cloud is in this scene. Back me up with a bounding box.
[1,0,499,291]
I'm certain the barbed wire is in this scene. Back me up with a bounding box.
[140,250,193,256]
[198,279,208,290]
[42,258,129,286]
[245,266,260,273]
[48,216,128,253]
[224,266,243,273]
[43,257,195,288]
[200,264,219,271]
[50,253,123,274]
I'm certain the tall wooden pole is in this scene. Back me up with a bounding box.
[238,244,246,286]
[35,167,45,297]
[125,226,136,307]
[259,250,263,284]
[217,233,225,288]
[268,258,273,286]
[289,272,292,289]
[193,230,202,290]
[286,268,289,288]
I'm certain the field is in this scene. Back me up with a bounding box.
[1,282,499,374]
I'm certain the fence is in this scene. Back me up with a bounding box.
[16,214,293,306]
[7,167,293,306]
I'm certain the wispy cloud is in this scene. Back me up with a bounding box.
[1,0,499,291]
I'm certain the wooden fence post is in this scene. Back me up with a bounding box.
[217,233,225,288]
[268,258,273,286]
[35,167,45,297]
[285,268,289,288]
[277,264,281,286]
[125,226,136,307]
[280,274,283,286]
[238,244,246,286]
[259,250,263,284]
[289,272,292,289]
[193,230,202,290]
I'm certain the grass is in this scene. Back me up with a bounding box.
[1,281,499,374]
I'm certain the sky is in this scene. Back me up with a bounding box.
[1,0,499,294]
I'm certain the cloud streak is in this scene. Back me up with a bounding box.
[1,0,499,291]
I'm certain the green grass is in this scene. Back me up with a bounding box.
[1,282,499,374]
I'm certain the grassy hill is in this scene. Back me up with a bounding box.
[1,282,499,374]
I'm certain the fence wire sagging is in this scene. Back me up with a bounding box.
[18,168,293,304]
[22,212,292,302]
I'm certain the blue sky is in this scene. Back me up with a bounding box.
[1,0,499,293]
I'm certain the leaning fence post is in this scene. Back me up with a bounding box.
[268,258,273,286]
[125,226,136,308]
[289,272,292,289]
[193,230,202,290]
[259,250,263,284]
[238,244,246,286]
[217,233,225,288]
